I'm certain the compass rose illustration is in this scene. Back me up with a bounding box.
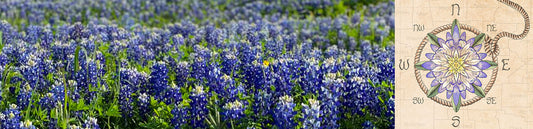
[414,0,530,112]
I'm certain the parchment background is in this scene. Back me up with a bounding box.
[395,0,533,128]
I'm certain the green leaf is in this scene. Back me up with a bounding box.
[415,61,431,71]
[453,95,461,112]
[427,84,441,98]
[105,105,121,117]
[452,19,460,35]
[483,60,498,70]
[473,84,485,98]
[0,31,3,53]
[74,45,81,72]
[427,33,440,48]
[473,33,486,47]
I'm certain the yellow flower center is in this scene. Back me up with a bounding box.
[448,56,464,74]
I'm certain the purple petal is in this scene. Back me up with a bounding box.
[453,26,460,42]
[446,32,452,40]
[439,85,446,93]
[467,84,475,93]
[426,53,435,59]
[438,38,446,47]
[431,79,440,87]
[422,61,437,70]
[476,61,492,70]
[466,38,474,46]
[478,71,487,78]
[473,79,482,86]
[474,44,482,52]
[431,44,439,52]
[461,90,466,99]
[427,71,435,78]
[478,53,487,60]
[453,86,460,106]
[461,32,467,41]
[447,91,452,99]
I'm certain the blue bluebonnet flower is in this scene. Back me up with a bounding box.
[274,95,296,129]
[39,93,55,111]
[68,124,80,129]
[221,74,239,102]
[207,63,224,99]
[189,85,208,128]
[0,86,2,103]
[17,83,32,110]
[68,80,81,102]
[241,52,264,91]
[24,25,42,45]
[19,54,40,91]
[357,76,380,115]
[0,104,22,129]
[387,97,395,129]
[223,100,245,121]
[301,99,321,129]
[320,73,343,129]
[321,57,340,74]
[221,49,238,76]
[46,118,58,129]
[300,57,321,95]
[76,51,89,100]
[250,60,275,122]
[171,104,189,129]
[51,81,67,105]
[138,93,150,118]
[119,68,137,117]
[164,83,182,105]
[191,45,211,81]
[175,61,189,86]
[376,47,394,84]
[82,117,100,129]
[149,61,169,101]
[172,34,185,48]
[362,120,375,129]
[272,58,299,98]
[87,59,98,103]
[20,120,36,129]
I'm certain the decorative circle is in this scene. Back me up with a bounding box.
[414,23,499,108]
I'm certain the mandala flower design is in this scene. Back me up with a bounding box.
[416,19,497,112]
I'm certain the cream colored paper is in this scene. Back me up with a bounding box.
[395,0,533,128]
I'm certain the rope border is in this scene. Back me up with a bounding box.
[414,24,498,107]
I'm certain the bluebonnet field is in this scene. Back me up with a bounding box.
[0,0,394,129]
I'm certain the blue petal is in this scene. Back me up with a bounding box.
[453,86,460,106]
[476,61,492,70]
[474,44,482,52]
[439,84,446,93]
[453,26,460,42]
[478,71,487,78]
[422,61,436,70]
[431,44,439,52]
[447,90,452,99]
[461,90,466,99]
[478,53,487,60]
[473,79,482,86]
[426,53,435,59]
[461,32,467,41]
[446,32,452,40]
[431,79,440,87]
[467,86,475,93]
[427,71,435,78]
[466,38,474,46]
[438,38,446,47]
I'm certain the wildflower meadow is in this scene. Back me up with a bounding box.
[0,0,394,128]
